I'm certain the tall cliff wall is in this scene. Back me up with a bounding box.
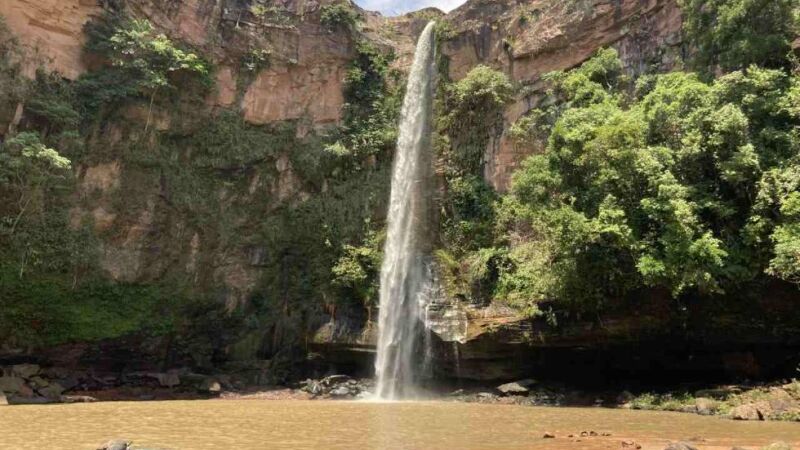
[0,0,690,375]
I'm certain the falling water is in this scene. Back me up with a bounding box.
[374,21,437,400]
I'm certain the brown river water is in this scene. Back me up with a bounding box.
[0,400,798,450]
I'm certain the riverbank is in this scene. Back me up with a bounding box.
[4,362,798,424]
[0,364,800,422]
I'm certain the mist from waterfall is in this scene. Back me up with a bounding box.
[374,21,437,400]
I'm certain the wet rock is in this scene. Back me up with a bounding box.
[694,397,718,415]
[497,379,536,395]
[11,363,40,379]
[98,440,131,450]
[762,443,793,450]
[330,386,352,397]
[321,374,350,386]
[0,376,25,394]
[542,432,555,438]
[476,392,498,401]
[664,442,699,450]
[302,380,324,396]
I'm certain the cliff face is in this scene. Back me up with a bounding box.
[0,0,694,376]
[440,0,683,190]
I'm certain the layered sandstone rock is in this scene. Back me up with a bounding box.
[0,0,100,79]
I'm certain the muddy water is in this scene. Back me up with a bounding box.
[0,400,798,450]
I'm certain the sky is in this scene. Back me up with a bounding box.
[354,0,468,16]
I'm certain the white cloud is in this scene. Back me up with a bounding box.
[355,0,467,16]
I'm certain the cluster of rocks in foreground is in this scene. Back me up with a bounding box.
[2,361,799,425]
[538,432,794,450]
[448,378,800,422]
[0,364,224,405]
[297,375,375,399]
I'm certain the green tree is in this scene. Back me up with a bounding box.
[77,16,210,125]
[498,50,800,314]
[679,0,799,74]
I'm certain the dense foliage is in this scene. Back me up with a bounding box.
[496,49,800,314]
[679,0,799,74]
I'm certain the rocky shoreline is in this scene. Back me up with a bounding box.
[2,363,799,423]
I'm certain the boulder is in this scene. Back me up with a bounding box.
[155,372,180,388]
[321,375,350,386]
[496,379,536,395]
[329,386,351,397]
[542,432,555,438]
[0,376,25,394]
[199,378,221,393]
[28,376,49,389]
[11,364,40,379]
[762,443,793,450]
[97,440,131,450]
[38,382,65,400]
[694,397,719,415]
[730,403,763,421]
[56,376,79,392]
[663,443,699,450]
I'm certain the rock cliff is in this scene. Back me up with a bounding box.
[9,0,794,384]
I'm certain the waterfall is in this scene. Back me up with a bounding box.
[374,21,437,400]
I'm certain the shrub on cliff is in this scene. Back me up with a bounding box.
[320,2,361,32]
[441,65,515,175]
[77,15,211,122]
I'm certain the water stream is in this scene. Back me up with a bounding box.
[374,21,437,400]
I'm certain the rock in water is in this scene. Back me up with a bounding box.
[97,440,130,450]
[762,443,793,450]
[496,379,536,395]
[663,443,699,450]
[330,386,351,397]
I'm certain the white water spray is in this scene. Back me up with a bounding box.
[374,21,437,400]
